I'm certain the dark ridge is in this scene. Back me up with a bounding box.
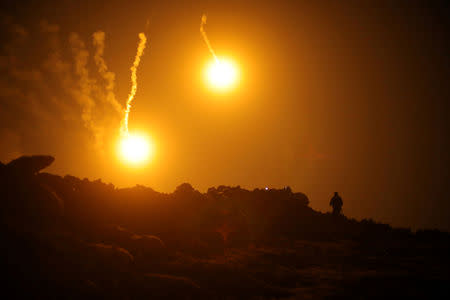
[1,155,449,299]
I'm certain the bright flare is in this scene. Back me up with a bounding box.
[119,133,153,165]
[206,58,238,90]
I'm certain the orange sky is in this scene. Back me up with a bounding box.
[0,0,449,231]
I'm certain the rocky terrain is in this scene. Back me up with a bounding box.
[1,155,449,299]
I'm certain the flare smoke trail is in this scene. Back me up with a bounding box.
[121,33,147,136]
[69,33,104,150]
[92,31,123,114]
[200,14,219,63]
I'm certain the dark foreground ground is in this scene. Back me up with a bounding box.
[2,156,449,299]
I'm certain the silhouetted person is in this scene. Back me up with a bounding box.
[330,192,343,215]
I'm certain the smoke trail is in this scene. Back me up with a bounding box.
[69,33,104,149]
[121,33,147,136]
[92,31,123,114]
[69,33,95,130]
[200,14,219,63]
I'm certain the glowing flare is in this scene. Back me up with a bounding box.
[206,58,238,90]
[200,14,239,91]
[119,133,153,164]
[117,32,152,166]
[121,33,147,136]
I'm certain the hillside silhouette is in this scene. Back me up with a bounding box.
[1,155,449,299]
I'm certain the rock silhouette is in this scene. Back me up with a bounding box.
[4,155,54,176]
[1,155,449,299]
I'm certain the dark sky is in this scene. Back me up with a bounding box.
[1,0,449,231]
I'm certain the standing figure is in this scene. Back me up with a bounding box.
[330,192,343,215]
